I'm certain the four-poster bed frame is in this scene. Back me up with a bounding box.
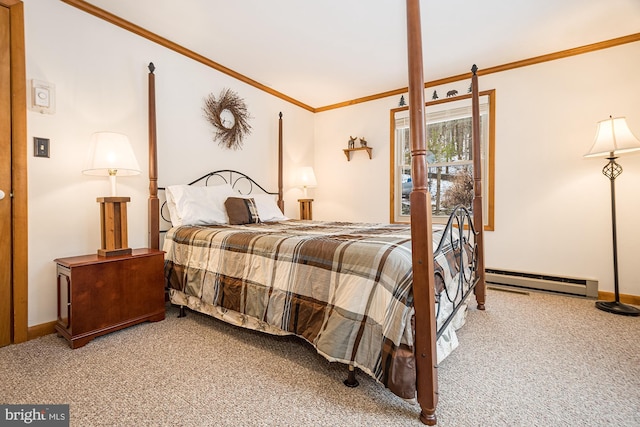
[146,1,485,423]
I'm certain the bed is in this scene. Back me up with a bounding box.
[146,2,486,424]
[160,173,478,400]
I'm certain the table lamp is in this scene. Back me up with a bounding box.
[83,132,141,256]
[294,166,317,220]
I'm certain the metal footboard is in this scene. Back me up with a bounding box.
[434,205,480,339]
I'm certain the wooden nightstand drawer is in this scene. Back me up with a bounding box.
[54,248,165,348]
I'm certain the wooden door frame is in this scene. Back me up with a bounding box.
[1,0,27,344]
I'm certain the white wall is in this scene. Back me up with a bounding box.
[24,0,314,326]
[314,97,397,222]
[314,41,640,298]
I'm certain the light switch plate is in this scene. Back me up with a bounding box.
[34,137,50,158]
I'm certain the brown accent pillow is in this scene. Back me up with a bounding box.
[225,197,261,225]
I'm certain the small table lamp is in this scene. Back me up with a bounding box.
[83,132,141,257]
[295,166,317,220]
[584,116,640,316]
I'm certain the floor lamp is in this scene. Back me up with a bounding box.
[585,116,640,316]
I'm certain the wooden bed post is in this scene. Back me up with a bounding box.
[277,112,284,212]
[148,62,160,250]
[406,0,438,424]
[471,65,486,310]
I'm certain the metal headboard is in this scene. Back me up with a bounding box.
[159,169,278,231]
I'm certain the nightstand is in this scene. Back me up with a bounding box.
[54,248,165,349]
[298,198,313,220]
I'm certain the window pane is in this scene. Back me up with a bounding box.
[427,117,472,165]
[401,166,411,216]
[428,164,473,217]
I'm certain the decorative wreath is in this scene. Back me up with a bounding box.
[203,88,252,150]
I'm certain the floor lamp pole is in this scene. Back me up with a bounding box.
[595,155,640,316]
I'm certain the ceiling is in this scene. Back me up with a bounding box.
[78,0,640,109]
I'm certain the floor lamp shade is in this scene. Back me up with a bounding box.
[585,116,640,158]
[82,132,141,257]
[585,116,640,316]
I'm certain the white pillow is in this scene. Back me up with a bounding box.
[242,193,288,222]
[165,184,236,226]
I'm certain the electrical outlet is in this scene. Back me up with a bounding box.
[34,137,50,158]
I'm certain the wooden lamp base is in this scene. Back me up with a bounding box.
[298,198,313,220]
[97,197,132,257]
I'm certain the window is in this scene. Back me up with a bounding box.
[390,90,495,230]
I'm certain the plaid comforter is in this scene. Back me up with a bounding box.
[164,220,471,399]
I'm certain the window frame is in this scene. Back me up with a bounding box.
[389,89,495,230]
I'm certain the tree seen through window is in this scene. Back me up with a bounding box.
[400,117,474,217]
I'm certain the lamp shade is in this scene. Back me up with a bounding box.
[82,132,141,176]
[294,166,318,188]
[584,116,640,158]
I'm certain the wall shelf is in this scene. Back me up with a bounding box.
[343,146,372,161]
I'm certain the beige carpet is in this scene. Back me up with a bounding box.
[1,289,639,426]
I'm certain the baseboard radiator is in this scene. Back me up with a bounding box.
[485,268,598,298]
